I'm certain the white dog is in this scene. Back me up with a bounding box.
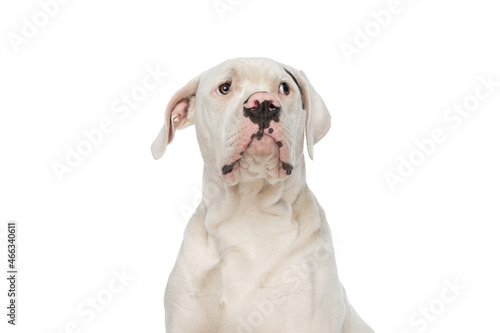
[152,58,374,333]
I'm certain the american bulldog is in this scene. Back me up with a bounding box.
[152,57,374,333]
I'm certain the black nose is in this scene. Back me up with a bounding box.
[243,99,282,141]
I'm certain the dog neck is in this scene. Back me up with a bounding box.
[199,155,308,258]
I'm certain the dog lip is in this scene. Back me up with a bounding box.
[221,134,293,176]
[282,162,294,175]
[221,158,293,176]
[222,159,240,175]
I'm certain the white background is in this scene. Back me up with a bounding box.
[1,0,499,332]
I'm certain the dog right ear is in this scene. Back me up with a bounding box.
[151,75,200,160]
[284,67,331,160]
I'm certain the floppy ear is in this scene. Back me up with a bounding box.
[286,67,331,160]
[151,75,200,160]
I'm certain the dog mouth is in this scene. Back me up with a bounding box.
[221,133,294,180]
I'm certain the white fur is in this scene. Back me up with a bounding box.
[152,58,374,333]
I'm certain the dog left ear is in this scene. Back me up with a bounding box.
[151,75,200,160]
[286,67,331,160]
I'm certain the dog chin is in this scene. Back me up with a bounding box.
[221,135,293,185]
[245,134,278,156]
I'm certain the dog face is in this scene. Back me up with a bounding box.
[151,58,331,185]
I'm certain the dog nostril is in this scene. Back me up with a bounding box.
[243,97,282,129]
[261,100,279,112]
[264,101,271,108]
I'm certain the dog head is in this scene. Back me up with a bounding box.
[151,58,330,185]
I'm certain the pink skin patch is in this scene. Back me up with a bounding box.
[244,92,281,110]
[246,134,276,155]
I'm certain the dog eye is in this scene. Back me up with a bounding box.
[218,83,231,95]
[279,82,290,95]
